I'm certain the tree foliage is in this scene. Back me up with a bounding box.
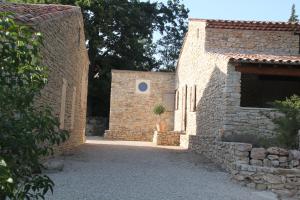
[269,95,300,149]
[10,0,189,117]
[0,14,69,199]
[81,0,189,116]
[288,4,299,22]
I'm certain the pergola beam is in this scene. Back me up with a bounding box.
[235,64,300,77]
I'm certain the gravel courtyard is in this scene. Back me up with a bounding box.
[46,138,278,200]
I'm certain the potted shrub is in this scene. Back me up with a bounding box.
[153,104,167,132]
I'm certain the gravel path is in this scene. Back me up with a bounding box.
[46,138,278,200]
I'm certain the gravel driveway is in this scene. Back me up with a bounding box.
[46,138,277,200]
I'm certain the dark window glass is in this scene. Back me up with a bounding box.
[241,74,300,108]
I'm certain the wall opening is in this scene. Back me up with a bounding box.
[59,78,67,129]
[240,73,300,108]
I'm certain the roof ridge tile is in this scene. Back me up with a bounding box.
[0,3,79,23]
[190,18,300,31]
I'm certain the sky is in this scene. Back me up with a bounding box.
[153,0,299,22]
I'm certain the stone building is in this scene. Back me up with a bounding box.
[105,70,175,141]
[0,3,89,152]
[175,19,300,150]
[106,19,300,149]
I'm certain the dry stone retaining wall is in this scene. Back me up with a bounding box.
[234,164,300,197]
[189,135,300,198]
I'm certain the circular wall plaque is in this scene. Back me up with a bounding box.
[138,82,148,92]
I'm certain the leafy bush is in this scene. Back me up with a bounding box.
[223,95,300,149]
[269,95,300,149]
[153,104,166,116]
[0,158,13,197]
[0,14,69,199]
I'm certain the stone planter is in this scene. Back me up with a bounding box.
[156,119,167,133]
[152,131,181,146]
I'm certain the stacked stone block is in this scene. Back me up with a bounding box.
[222,65,277,138]
[189,135,300,198]
[152,131,181,146]
[234,163,300,197]
[249,147,300,169]
[105,130,153,142]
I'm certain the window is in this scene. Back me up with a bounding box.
[190,85,196,112]
[240,74,300,108]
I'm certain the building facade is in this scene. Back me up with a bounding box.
[175,19,300,150]
[106,70,175,141]
[107,19,300,150]
[0,3,90,152]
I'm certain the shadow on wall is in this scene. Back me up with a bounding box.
[195,66,226,141]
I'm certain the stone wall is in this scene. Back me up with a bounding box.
[106,70,175,141]
[175,20,229,140]
[34,7,89,152]
[234,163,300,198]
[189,135,245,171]
[235,147,300,198]
[205,28,299,55]
[222,65,277,138]
[105,129,153,141]
[189,136,300,198]
[153,131,181,146]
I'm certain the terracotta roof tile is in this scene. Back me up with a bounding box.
[224,53,300,65]
[0,3,76,23]
[190,18,300,32]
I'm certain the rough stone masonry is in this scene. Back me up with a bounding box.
[0,3,90,153]
[106,18,300,197]
[105,70,175,141]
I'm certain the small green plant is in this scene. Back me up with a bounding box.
[261,95,300,149]
[269,95,300,149]
[153,104,166,116]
